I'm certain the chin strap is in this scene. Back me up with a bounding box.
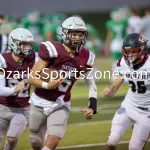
[129,59,134,70]
[73,42,84,55]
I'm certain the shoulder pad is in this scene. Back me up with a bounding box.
[41,41,58,58]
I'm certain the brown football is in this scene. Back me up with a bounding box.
[40,67,60,82]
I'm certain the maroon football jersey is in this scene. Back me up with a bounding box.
[34,41,95,102]
[0,51,36,107]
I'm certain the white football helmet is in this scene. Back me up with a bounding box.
[8,28,34,57]
[61,16,88,54]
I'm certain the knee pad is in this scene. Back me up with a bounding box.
[30,136,43,149]
[107,132,121,146]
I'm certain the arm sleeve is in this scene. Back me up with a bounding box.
[35,52,39,63]
[84,71,97,99]
[84,71,97,114]
[0,75,16,96]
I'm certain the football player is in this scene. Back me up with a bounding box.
[0,28,36,150]
[28,16,97,150]
[104,33,150,150]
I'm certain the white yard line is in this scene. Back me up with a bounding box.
[68,120,111,126]
[57,141,130,149]
[57,140,150,149]
[30,140,148,150]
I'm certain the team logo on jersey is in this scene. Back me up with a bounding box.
[61,65,77,72]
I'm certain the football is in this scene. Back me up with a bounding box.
[40,67,60,82]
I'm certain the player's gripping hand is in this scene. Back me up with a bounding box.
[103,87,113,97]
[14,80,25,93]
[47,78,63,90]
[80,108,94,120]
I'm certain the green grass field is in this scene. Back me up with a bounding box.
[3,57,150,150]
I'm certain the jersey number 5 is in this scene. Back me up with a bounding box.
[129,81,146,94]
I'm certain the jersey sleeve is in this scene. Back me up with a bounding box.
[38,41,58,61]
[0,54,7,69]
[84,51,95,72]
[87,51,95,67]
[34,52,39,63]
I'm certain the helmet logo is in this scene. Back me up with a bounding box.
[26,36,34,41]
[139,36,145,43]
[76,27,86,30]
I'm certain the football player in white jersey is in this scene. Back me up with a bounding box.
[103,33,150,150]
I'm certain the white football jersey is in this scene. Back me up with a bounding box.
[116,56,150,108]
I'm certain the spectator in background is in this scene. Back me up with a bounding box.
[85,23,101,80]
[105,7,128,81]
[0,14,12,35]
[141,9,150,52]
[42,13,66,42]
[20,11,44,52]
[85,23,101,57]
[127,8,142,34]
[0,14,8,53]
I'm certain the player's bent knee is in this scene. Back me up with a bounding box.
[7,137,18,145]
[107,132,121,146]
[30,136,43,149]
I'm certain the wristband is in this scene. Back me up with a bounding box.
[88,97,97,114]
[41,81,48,89]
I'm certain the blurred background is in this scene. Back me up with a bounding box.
[0,0,150,149]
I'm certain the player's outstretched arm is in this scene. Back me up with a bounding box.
[28,58,62,90]
[103,75,124,97]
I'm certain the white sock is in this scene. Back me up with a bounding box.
[42,146,51,150]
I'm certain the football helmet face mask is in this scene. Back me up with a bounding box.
[122,33,148,69]
[61,16,88,55]
[8,28,34,58]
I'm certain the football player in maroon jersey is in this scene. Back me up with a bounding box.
[0,28,36,150]
[28,16,97,150]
